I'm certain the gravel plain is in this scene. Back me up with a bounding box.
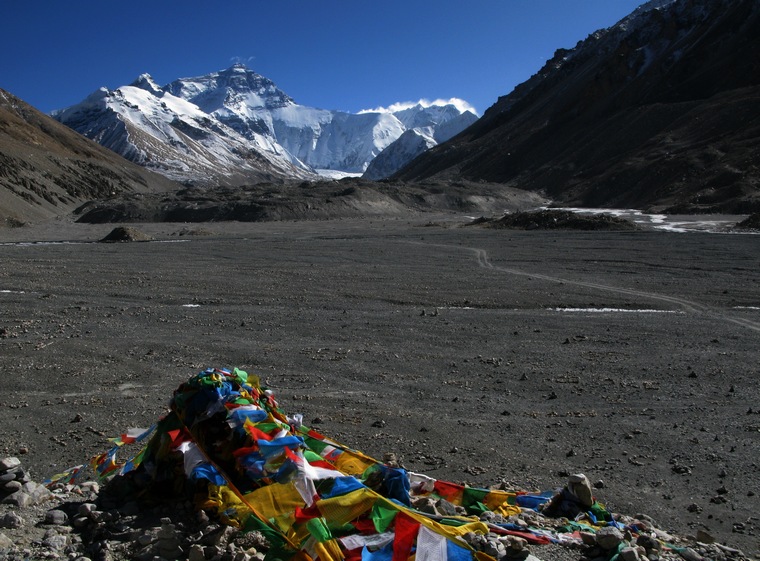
[0,214,758,555]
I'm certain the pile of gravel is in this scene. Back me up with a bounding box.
[99,227,153,243]
[0,455,752,561]
[471,210,638,231]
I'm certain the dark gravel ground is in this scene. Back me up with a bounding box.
[0,215,758,555]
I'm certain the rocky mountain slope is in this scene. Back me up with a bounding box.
[394,0,760,214]
[0,89,180,225]
[53,65,477,186]
[71,179,546,224]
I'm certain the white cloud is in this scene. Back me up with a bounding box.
[358,98,478,116]
[230,55,256,66]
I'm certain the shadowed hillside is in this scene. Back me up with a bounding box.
[0,89,180,225]
[395,0,760,213]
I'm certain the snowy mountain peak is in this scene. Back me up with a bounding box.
[164,65,294,113]
[130,73,163,95]
[54,65,478,184]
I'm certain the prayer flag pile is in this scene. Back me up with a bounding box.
[70,367,646,561]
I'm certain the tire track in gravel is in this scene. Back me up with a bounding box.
[418,241,760,333]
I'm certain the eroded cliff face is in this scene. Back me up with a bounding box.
[396,0,760,213]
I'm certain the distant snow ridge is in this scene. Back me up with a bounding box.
[53,64,478,185]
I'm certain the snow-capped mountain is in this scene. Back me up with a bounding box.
[363,128,437,181]
[53,65,477,186]
[363,107,478,180]
[52,71,313,186]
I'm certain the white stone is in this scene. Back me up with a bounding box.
[0,457,21,471]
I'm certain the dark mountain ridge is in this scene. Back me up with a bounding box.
[395,0,760,213]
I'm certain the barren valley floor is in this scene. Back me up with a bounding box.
[0,216,758,553]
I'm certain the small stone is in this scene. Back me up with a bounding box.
[78,503,98,517]
[485,539,506,559]
[412,497,437,515]
[0,457,21,471]
[158,523,177,540]
[0,512,23,529]
[695,529,715,544]
[568,473,593,508]
[0,532,15,549]
[636,535,660,552]
[686,503,702,513]
[136,532,155,547]
[71,516,89,529]
[2,480,22,493]
[45,509,68,525]
[580,531,597,546]
[0,467,23,483]
[503,535,527,551]
[678,547,704,561]
[596,526,624,550]
[188,544,206,561]
[653,528,674,543]
[206,544,224,559]
[41,532,68,550]
[202,525,236,547]
[3,490,32,507]
[619,546,640,561]
[79,481,100,494]
[435,498,459,517]
[23,481,53,504]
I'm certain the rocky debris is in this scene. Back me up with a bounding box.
[0,463,753,561]
[99,226,153,243]
[470,210,639,231]
[734,213,760,231]
[0,456,274,560]
[0,457,51,509]
[74,180,544,224]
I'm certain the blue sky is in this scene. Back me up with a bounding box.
[3,1,645,116]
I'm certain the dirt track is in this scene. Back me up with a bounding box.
[0,215,758,554]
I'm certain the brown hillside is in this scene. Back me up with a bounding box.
[0,88,180,225]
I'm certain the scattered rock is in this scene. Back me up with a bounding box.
[44,509,68,525]
[0,458,21,472]
[595,526,624,550]
[0,512,23,529]
[696,529,715,544]
[473,209,639,231]
[734,213,760,231]
[99,226,153,243]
